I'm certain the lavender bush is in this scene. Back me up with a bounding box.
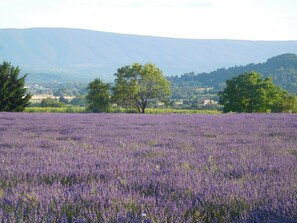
[0,113,296,222]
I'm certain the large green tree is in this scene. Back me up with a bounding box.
[218,71,297,113]
[86,79,110,113]
[112,63,171,113]
[0,61,32,112]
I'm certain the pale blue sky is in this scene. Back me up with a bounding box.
[0,0,296,40]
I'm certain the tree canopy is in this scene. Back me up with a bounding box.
[86,79,110,113]
[0,61,32,112]
[112,63,171,113]
[218,71,297,113]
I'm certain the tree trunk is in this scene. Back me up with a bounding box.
[141,101,147,113]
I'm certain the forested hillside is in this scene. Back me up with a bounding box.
[169,54,297,96]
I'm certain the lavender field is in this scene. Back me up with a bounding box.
[0,113,296,222]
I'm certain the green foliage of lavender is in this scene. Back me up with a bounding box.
[24,107,221,114]
[0,113,296,222]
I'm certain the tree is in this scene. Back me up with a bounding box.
[272,93,297,113]
[112,63,171,113]
[70,96,86,107]
[0,61,32,112]
[86,79,110,113]
[40,98,66,107]
[218,71,295,113]
[59,96,69,104]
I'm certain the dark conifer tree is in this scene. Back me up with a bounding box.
[0,62,32,111]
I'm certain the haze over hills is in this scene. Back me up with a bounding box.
[1,28,297,83]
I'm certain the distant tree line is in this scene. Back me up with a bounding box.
[169,53,297,97]
[35,96,87,108]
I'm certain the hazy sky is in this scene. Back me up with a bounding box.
[0,0,296,40]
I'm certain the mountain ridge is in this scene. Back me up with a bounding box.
[1,28,297,82]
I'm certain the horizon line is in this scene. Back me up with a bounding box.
[1,26,297,42]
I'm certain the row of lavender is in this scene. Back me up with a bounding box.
[0,113,296,222]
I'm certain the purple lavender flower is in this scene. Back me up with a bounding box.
[0,112,296,222]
